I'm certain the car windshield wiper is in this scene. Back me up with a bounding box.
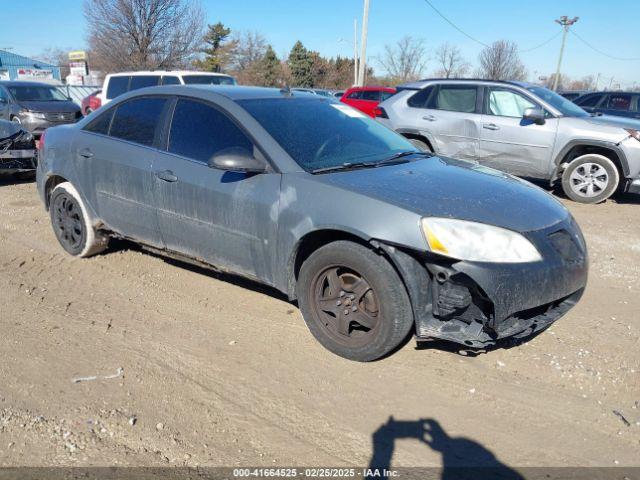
[312,151,432,174]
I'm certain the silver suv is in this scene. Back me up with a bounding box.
[376,79,640,203]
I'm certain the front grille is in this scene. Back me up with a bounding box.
[44,112,76,122]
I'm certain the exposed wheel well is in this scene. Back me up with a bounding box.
[289,230,371,298]
[400,133,434,152]
[559,145,625,178]
[44,175,68,210]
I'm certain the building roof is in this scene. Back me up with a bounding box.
[0,49,58,69]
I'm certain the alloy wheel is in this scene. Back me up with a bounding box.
[569,162,609,198]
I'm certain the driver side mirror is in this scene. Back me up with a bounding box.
[208,147,266,173]
[523,107,546,125]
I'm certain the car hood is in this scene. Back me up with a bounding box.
[18,100,80,113]
[314,156,570,232]
[582,114,640,130]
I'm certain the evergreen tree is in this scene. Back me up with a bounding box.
[260,45,282,87]
[194,22,235,72]
[287,41,314,87]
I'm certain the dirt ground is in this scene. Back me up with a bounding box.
[0,178,638,471]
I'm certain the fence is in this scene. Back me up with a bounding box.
[56,85,100,107]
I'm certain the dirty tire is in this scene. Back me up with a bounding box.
[49,182,107,257]
[407,138,431,152]
[561,154,619,204]
[297,241,413,362]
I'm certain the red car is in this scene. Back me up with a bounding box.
[340,86,396,117]
[81,90,102,116]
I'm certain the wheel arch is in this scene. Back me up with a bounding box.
[287,228,374,300]
[44,175,69,210]
[395,128,435,152]
[552,140,629,183]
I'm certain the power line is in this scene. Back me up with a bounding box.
[569,29,640,61]
[520,29,562,52]
[422,0,566,53]
[422,0,490,48]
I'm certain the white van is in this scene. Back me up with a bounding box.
[98,71,237,105]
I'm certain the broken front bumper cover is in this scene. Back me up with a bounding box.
[0,149,37,173]
[381,216,588,348]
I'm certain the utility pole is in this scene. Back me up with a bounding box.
[552,16,579,91]
[357,0,370,87]
[353,18,359,86]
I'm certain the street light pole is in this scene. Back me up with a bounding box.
[552,16,579,91]
[354,18,359,86]
[357,0,370,87]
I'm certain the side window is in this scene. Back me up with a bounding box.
[407,85,435,108]
[109,97,167,147]
[486,88,536,117]
[434,85,477,113]
[0,87,7,102]
[575,94,603,108]
[168,99,253,164]
[607,94,632,111]
[106,76,130,100]
[347,90,363,100]
[83,108,114,135]
[129,75,160,91]
[162,76,181,85]
[361,90,381,101]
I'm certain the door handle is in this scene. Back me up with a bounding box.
[155,170,178,182]
[78,148,94,158]
[483,123,500,131]
[422,115,437,121]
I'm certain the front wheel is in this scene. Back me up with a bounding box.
[561,154,619,204]
[297,241,413,362]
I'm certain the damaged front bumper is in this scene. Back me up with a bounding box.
[0,149,37,174]
[381,216,588,348]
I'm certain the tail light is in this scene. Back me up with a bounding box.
[37,130,46,151]
[374,107,388,119]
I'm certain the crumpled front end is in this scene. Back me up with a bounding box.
[0,128,37,174]
[381,216,588,348]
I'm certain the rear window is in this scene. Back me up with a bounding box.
[181,75,236,85]
[129,75,160,91]
[109,97,167,147]
[360,90,380,101]
[607,94,632,111]
[407,86,436,108]
[106,76,130,100]
[434,85,477,113]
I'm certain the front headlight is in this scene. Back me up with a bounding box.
[421,217,542,263]
[625,129,640,142]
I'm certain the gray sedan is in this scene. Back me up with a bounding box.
[36,85,588,361]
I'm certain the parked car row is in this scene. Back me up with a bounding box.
[375,79,640,203]
[35,84,590,361]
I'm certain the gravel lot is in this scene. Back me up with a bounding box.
[0,178,638,470]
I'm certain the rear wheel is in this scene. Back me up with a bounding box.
[49,182,108,257]
[561,154,619,204]
[297,241,413,361]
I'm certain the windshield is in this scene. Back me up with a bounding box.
[527,86,589,117]
[238,97,417,172]
[7,86,69,102]
[182,75,236,86]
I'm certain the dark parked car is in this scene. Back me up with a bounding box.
[36,86,588,361]
[0,81,82,137]
[0,119,37,176]
[574,91,640,120]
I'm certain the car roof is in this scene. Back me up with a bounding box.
[397,78,536,90]
[0,80,57,87]
[107,70,233,77]
[116,84,334,101]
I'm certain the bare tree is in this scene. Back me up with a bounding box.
[477,40,526,81]
[433,42,469,78]
[230,31,267,72]
[37,47,73,78]
[84,0,205,73]
[377,36,427,83]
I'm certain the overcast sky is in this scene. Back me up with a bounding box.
[2,0,639,88]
